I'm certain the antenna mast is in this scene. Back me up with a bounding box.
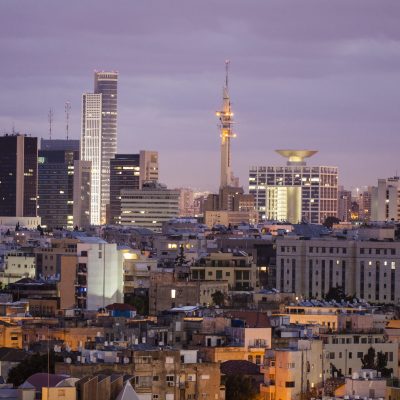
[225,59,230,89]
[48,108,54,140]
[65,101,71,140]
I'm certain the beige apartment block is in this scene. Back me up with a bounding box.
[190,251,259,291]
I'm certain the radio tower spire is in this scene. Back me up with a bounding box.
[216,60,236,189]
[65,101,71,140]
[48,108,54,140]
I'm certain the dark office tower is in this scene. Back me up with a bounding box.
[109,154,140,225]
[0,134,38,218]
[95,71,118,224]
[38,139,80,229]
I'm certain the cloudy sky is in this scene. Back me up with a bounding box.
[1,1,400,191]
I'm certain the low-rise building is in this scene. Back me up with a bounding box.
[190,251,259,291]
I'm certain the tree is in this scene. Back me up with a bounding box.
[361,347,376,370]
[324,286,346,302]
[7,352,61,386]
[175,244,188,267]
[376,351,393,378]
[361,347,393,377]
[225,374,258,400]
[211,290,225,307]
[124,294,149,315]
[323,216,340,229]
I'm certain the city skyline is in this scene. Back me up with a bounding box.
[1,1,400,191]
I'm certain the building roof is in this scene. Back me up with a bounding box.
[25,373,70,389]
[0,348,28,362]
[78,237,107,244]
[106,303,136,312]
[115,380,140,400]
[226,310,271,328]
[221,360,262,376]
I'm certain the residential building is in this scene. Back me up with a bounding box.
[0,250,36,285]
[321,332,398,377]
[371,177,400,221]
[76,237,123,310]
[38,139,80,229]
[0,134,40,228]
[190,251,259,291]
[122,248,157,296]
[249,150,338,224]
[120,182,179,231]
[204,210,258,228]
[81,71,118,225]
[261,340,323,400]
[178,187,195,217]
[338,186,352,222]
[149,272,228,314]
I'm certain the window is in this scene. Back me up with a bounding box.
[285,381,295,388]
[348,352,352,359]
[357,352,363,359]
[166,375,174,382]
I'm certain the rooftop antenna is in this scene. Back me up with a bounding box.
[65,101,71,140]
[48,108,54,140]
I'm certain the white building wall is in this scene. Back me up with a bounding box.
[81,93,102,225]
[78,240,122,310]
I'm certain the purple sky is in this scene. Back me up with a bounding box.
[1,0,400,192]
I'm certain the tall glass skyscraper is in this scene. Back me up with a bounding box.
[0,134,38,218]
[81,71,118,225]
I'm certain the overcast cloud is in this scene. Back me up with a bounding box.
[1,0,400,191]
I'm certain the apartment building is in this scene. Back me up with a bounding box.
[321,332,398,377]
[190,251,259,291]
[261,340,323,400]
[275,233,400,304]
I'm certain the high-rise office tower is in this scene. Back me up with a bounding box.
[81,71,118,225]
[249,150,338,224]
[0,134,38,224]
[109,154,140,225]
[109,151,159,225]
[120,182,180,231]
[38,139,80,229]
[216,61,238,189]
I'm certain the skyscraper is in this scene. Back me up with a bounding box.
[249,150,338,224]
[109,151,159,225]
[81,71,118,225]
[38,139,80,229]
[0,134,38,219]
[109,154,140,225]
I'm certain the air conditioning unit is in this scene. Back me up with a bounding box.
[167,382,174,387]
